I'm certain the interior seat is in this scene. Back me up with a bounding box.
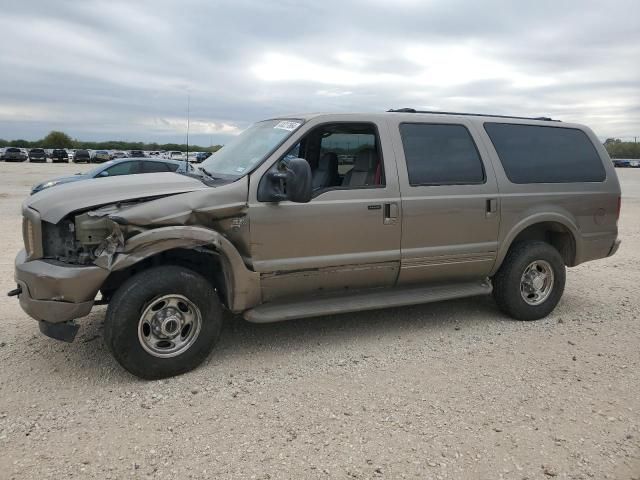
[312,152,339,190]
[342,149,378,187]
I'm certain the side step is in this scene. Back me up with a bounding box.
[243,280,492,324]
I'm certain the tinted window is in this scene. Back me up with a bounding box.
[143,161,171,173]
[280,123,385,190]
[399,124,484,186]
[104,161,138,176]
[320,132,376,176]
[484,123,606,183]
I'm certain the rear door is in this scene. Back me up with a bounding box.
[388,117,501,284]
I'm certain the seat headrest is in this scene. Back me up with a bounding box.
[354,149,377,171]
[319,152,338,169]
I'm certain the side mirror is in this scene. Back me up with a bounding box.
[258,157,312,203]
[98,171,109,177]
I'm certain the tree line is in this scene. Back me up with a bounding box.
[2,130,639,158]
[604,138,640,159]
[0,131,222,153]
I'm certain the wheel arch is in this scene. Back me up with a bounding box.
[100,226,261,312]
[492,214,580,275]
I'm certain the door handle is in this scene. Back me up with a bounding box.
[384,203,398,224]
[486,198,498,216]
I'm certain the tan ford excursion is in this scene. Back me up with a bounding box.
[10,109,621,378]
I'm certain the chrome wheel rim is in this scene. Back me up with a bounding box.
[520,260,554,306]
[138,294,202,358]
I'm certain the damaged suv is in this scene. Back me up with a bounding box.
[11,110,621,379]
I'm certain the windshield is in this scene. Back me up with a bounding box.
[201,119,303,178]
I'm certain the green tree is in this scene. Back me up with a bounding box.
[9,139,31,148]
[42,131,73,148]
[604,138,640,159]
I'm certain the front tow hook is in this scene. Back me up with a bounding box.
[7,286,22,297]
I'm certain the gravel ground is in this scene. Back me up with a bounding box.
[0,162,638,480]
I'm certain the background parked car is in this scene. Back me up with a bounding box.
[613,158,640,168]
[168,151,185,161]
[28,148,47,162]
[31,158,194,194]
[73,149,91,163]
[93,150,111,163]
[2,147,27,162]
[129,150,146,158]
[50,149,69,163]
[2,147,28,161]
[110,151,126,159]
[195,151,212,163]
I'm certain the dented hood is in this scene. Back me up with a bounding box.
[26,172,206,223]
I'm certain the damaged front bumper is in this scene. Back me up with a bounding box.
[13,249,108,340]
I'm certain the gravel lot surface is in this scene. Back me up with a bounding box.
[0,162,638,479]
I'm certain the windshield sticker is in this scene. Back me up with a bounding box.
[274,120,301,131]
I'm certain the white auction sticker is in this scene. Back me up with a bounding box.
[274,120,301,131]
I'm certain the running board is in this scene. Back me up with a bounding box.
[243,280,492,324]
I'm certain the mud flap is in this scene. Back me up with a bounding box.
[38,320,80,342]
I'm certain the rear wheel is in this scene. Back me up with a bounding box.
[104,266,222,379]
[492,241,565,321]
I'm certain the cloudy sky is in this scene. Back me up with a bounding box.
[1,0,639,145]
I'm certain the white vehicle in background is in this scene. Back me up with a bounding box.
[168,151,185,161]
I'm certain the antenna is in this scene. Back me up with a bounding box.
[185,93,190,168]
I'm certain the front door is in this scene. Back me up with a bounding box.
[248,118,402,302]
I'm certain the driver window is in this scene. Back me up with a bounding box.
[282,123,385,192]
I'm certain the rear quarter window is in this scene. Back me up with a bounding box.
[484,123,606,183]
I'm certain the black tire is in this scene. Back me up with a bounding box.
[492,241,566,321]
[104,266,222,379]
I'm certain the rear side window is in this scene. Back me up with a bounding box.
[484,123,606,183]
[399,123,485,186]
[105,161,138,176]
[142,161,171,173]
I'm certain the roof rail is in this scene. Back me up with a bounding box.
[387,108,559,122]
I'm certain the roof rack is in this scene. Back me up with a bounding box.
[387,108,559,122]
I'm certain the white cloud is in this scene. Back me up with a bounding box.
[0,0,638,142]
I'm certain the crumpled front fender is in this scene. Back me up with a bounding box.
[96,226,260,312]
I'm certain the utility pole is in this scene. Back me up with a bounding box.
[185,94,190,168]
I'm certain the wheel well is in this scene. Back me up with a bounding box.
[100,248,227,305]
[509,222,576,266]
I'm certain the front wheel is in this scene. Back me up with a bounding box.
[492,241,566,321]
[104,266,222,379]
